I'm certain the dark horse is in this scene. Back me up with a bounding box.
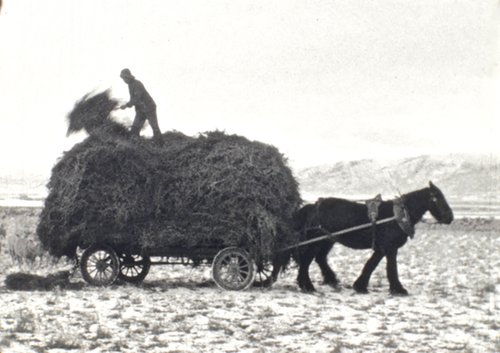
[288,181,453,295]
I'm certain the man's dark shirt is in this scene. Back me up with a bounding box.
[125,79,156,113]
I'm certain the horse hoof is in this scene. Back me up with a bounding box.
[390,288,409,296]
[299,284,316,293]
[353,282,368,294]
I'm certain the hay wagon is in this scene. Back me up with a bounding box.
[38,93,301,291]
[78,239,275,291]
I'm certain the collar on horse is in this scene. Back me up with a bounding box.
[393,197,415,238]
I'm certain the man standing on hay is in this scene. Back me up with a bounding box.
[119,68,162,140]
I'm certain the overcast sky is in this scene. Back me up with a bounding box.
[0,0,499,175]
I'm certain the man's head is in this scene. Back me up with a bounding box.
[120,68,135,83]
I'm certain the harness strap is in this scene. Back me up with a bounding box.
[366,194,383,251]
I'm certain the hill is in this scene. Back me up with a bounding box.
[297,154,499,203]
[0,172,47,205]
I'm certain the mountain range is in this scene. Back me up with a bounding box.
[296,153,499,203]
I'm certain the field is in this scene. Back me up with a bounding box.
[0,207,498,353]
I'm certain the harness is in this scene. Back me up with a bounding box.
[307,195,415,239]
[280,195,416,253]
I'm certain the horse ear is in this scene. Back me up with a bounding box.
[429,181,435,188]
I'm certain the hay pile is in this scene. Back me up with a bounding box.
[37,92,302,262]
[5,271,82,291]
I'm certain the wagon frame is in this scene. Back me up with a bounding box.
[78,241,274,291]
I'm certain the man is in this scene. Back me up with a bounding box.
[119,68,162,140]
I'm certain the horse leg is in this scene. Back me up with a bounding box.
[386,248,408,296]
[297,249,316,292]
[315,242,338,287]
[353,250,384,293]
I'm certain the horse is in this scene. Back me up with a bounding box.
[288,181,453,295]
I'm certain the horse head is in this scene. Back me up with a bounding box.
[427,181,454,224]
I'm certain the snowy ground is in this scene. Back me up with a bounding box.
[0,208,498,353]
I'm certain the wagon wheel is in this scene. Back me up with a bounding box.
[80,244,120,286]
[212,247,255,291]
[254,261,275,288]
[117,253,151,283]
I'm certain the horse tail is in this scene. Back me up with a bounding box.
[270,207,312,280]
[271,249,292,276]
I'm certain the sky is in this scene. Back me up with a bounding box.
[0,0,499,176]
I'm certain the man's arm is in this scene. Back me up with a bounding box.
[121,81,145,109]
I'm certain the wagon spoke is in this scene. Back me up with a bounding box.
[105,268,113,278]
[104,269,112,279]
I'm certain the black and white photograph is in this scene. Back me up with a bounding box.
[0,1,498,352]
